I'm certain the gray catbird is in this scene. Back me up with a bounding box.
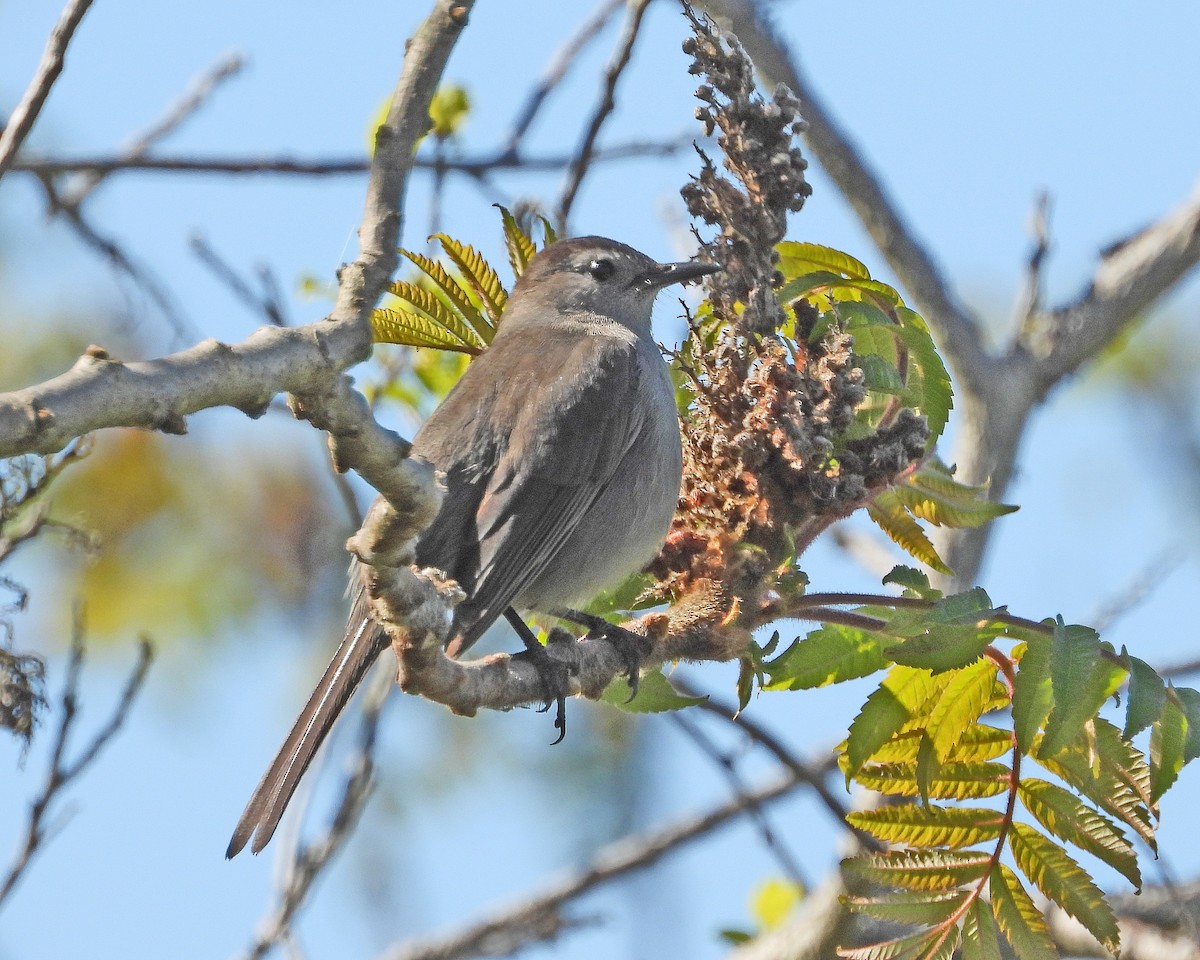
[227,236,718,856]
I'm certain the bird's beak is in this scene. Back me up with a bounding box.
[639,259,721,290]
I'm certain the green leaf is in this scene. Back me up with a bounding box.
[1011,633,1053,755]
[870,724,1012,764]
[1037,717,1156,850]
[891,475,1018,529]
[868,493,951,575]
[854,761,1011,801]
[843,890,967,927]
[600,669,706,713]
[1175,685,1200,763]
[777,241,872,281]
[1149,691,1187,803]
[431,234,509,325]
[495,204,538,278]
[893,312,953,443]
[428,83,470,138]
[370,308,480,353]
[1008,822,1120,954]
[842,849,991,892]
[844,666,951,780]
[961,898,1003,960]
[400,248,493,343]
[882,565,942,600]
[1018,778,1141,890]
[1041,620,1127,758]
[989,865,1057,960]
[846,803,1003,849]
[765,624,888,690]
[888,625,993,674]
[385,279,485,350]
[750,878,804,931]
[924,658,1001,762]
[1123,652,1167,738]
[839,927,958,960]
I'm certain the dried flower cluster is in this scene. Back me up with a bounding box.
[680,6,810,336]
[655,10,928,601]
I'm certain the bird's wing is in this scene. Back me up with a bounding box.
[415,330,645,652]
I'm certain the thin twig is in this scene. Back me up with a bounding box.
[556,0,655,230]
[1012,191,1051,339]
[671,711,810,887]
[190,232,287,326]
[381,770,810,960]
[0,625,153,908]
[0,0,97,179]
[503,0,625,155]
[63,51,245,206]
[10,138,692,178]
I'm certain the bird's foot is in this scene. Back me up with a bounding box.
[559,610,651,702]
[512,632,577,744]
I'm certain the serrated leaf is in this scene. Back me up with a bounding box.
[871,724,1013,765]
[889,625,994,674]
[961,898,1003,960]
[854,761,1011,800]
[370,308,481,353]
[847,803,1003,849]
[882,565,941,600]
[990,865,1057,960]
[839,927,958,960]
[1175,685,1200,763]
[600,669,706,713]
[400,248,494,343]
[868,493,951,575]
[1010,633,1053,755]
[1008,822,1120,954]
[1037,717,1156,850]
[1041,621,1127,758]
[842,849,990,892]
[843,890,967,927]
[495,204,538,278]
[386,280,485,350]
[766,624,888,690]
[1018,778,1140,890]
[1149,691,1187,803]
[845,666,952,780]
[893,311,954,443]
[432,234,508,324]
[925,658,1000,762]
[891,479,1018,529]
[1123,653,1167,738]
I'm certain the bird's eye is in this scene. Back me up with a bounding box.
[588,258,615,282]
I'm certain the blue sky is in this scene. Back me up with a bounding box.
[2,2,1200,958]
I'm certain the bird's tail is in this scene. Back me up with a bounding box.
[226,602,388,858]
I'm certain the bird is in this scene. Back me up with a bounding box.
[226,236,718,857]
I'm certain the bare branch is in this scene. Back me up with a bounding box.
[503,0,625,154]
[381,770,809,960]
[556,0,654,230]
[0,0,96,180]
[190,233,288,327]
[0,626,153,908]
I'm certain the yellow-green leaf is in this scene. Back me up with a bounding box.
[989,864,1056,960]
[925,658,1000,761]
[869,724,1012,765]
[371,308,480,354]
[843,890,966,927]
[432,234,508,324]
[400,248,494,343]
[961,898,1003,960]
[600,669,706,714]
[1149,691,1188,803]
[847,803,1003,849]
[496,203,538,278]
[750,878,804,931]
[868,493,950,575]
[853,761,1010,801]
[1008,822,1120,954]
[386,280,485,351]
[428,83,470,138]
[1123,653,1167,739]
[839,927,957,960]
[1017,778,1141,890]
[777,241,871,281]
[842,849,990,893]
[845,666,952,780]
[766,625,888,690]
[1010,633,1053,755]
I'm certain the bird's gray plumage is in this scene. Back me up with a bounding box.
[227,237,715,857]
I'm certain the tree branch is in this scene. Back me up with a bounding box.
[0,0,96,180]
